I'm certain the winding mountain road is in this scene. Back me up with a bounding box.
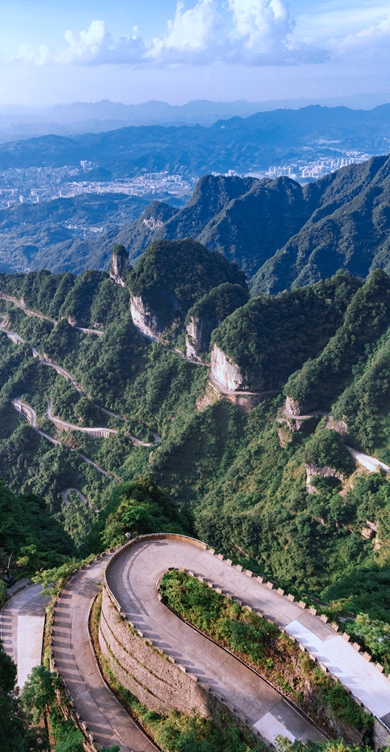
[12,398,119,482]
[51,534,390,751]
[106,537,325,746]
[61,487,92,508]
[1,294,104,336]
[46,399,117,438]
[1,314,159,446]
[281,408,390,474]
[51,555,158,752]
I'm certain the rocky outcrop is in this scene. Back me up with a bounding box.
[143,217,164,231]
[285,396,314,416]
[110,244,129,287]
[186,316,217,361]
[130,296,163,340]
[324,415,349,436]
[210,344,246,391]
[306,464,344,494]
[210,344,266,392]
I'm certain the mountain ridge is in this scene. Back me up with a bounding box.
[0,104,388,175]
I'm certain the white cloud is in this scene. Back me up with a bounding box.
[339,13,390,53]
[12,43,52,67]
[57,20,108,65]
[12,20,145,67]
[228,0,291,48]
[8,1,329,68]
[148,0,223,61]
[149,0,328,65]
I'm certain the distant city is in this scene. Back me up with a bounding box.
[0,149,373,210]
[255,150,372,183]
[0,163,197,210]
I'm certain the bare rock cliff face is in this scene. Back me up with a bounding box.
[130,296,163,340]
[210,344,246,391]
[186,316,217,361]
[110,249,129,287]
[285,396,314,416]
[306,464,344,494]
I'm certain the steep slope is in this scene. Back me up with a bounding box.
[5,265,390,675]
[285,269,390,413]
[108,174,314,278]
[210,271,361,390]
[252,155,390,293]
[4,153,390,281]
[185,283,249,360]
[128,238,247,339]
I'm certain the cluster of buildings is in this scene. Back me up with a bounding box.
[0,150,374,211]
[260,151,372,183]
[0,164,197,210]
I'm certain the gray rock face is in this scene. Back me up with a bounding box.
[285,396,314,416]
[110,247,129,287]
[210,344,246,391]
[130,296,163,340]
[185,316,217,361]
[305,464,344,494]
[210,343,266,392]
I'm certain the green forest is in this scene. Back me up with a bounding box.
[3,249,390,749]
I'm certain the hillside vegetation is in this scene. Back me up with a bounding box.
[4,260,390,676]
[129,238,247,332]
[4,154,390,287]
[212,271,361,388]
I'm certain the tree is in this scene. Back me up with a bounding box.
[0,641,48,751]
[21,665,61,725]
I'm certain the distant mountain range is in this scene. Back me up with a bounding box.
[0,94,388,143]
[0,105,389,175]
[3,153,390,290]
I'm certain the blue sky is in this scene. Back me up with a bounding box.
[0,0,389,106]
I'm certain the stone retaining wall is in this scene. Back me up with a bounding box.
[103,534,390,749]
[99,587,209,717]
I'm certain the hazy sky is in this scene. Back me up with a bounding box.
[0,0,389,106]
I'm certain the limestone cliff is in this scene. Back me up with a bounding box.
[110,244,129,287]
[186,316,217,361]
[129,239,247,343]
[285,396,315,416]
[130,296,164,340]
[185,283,249,361]
[210,344,246,391]
[210,344,267,392]
[306,464,344,494]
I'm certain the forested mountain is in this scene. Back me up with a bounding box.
[114,155,390,287]
[4,140,390,749]
[3,258,390,673]
[0,105,389,174]
[4,154,390,284]
[5,165,390,752]
[252,154,390,292]
[0,192,183,275]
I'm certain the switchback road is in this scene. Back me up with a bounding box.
[0,314,159,446]
[105,536,390,741]
[1,294,104,335]
[12,398,119,483]
[51,555,158,752]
